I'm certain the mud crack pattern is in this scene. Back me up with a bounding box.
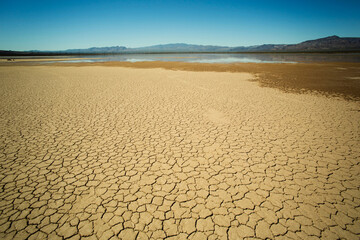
[0,66,359,239]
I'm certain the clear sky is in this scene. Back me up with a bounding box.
[1,0,360,51]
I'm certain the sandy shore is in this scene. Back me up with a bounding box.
[0,65,359,239]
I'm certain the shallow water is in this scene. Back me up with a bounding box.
[64,53,360,63]
[2,53,360,63]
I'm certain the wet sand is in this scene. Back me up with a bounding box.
[0,65,359,239]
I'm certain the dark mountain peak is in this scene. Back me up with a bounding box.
[321,35,340,40]
[283,35,360,51]
[300,35,341,44]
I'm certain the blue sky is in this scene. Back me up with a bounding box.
[1,0,360,50]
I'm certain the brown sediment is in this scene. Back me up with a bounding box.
[2,59,360,100]
[49,61,360,100]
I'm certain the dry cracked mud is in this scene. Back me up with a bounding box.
[0,66,359,239]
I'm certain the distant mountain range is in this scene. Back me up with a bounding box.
[2,36,360,55]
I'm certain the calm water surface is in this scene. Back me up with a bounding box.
[3,53,360,63]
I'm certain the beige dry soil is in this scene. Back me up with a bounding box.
[0,65,359,239]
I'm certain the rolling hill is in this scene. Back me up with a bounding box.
[1,36,360,55]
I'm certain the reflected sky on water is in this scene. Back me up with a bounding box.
[2,53,360,64]
[63,53,360,63]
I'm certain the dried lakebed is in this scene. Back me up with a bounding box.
[0,66,359,239]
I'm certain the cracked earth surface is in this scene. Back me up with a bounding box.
[0,66,359,239]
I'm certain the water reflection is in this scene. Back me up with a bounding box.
[72,53,360,63]
[188,57,296,63]
[3,53,360,64]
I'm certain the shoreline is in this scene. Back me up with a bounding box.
[0,57,102,62]
[2,50,360,56]
[2,60,360,101]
